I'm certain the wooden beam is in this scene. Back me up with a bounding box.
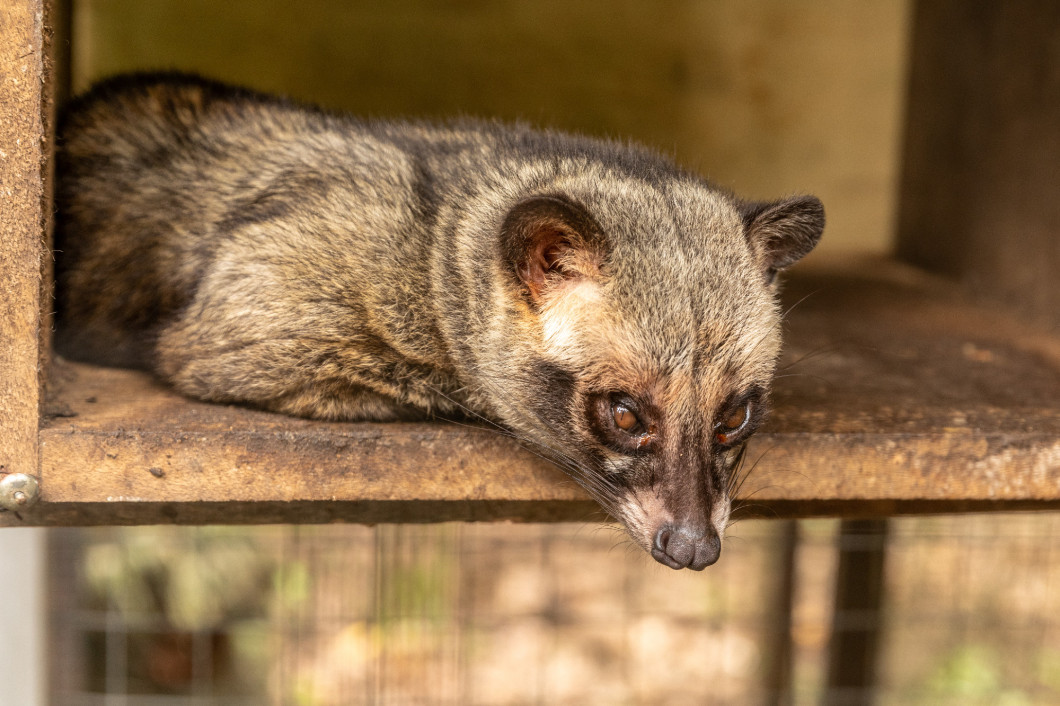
[4,257,1055,526]
[0,0,44,484]
[825,519,889,706]
[896,0,1060,329]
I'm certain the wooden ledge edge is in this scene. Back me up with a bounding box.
[4,498,1060,528]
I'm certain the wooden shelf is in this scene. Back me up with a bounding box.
[12,256,1060,526]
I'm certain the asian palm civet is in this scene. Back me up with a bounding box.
[55,74,825,570]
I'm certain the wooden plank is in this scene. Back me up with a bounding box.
[748,257,1060,505]
[39,363,593,503]
[38,0,71,388]
[0,0,44,487]
[35,362,601,524]
[10,256,1060,526]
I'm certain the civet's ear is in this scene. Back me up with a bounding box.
[501,195,607,305]
[740,195,825,282]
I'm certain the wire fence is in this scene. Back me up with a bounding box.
[47,514,1060,705]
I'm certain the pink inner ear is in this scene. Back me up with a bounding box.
[502,194,608,305]
[521,228,572,300]
[541,238,570,272]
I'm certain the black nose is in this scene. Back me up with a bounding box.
[651,525,721,571]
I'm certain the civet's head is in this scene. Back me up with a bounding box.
[495,174,823,570]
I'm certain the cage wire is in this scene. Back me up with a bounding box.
[47,514,1060,705]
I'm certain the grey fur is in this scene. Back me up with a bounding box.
[55,73,824,570]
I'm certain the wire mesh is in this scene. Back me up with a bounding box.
[47,514,1060,705]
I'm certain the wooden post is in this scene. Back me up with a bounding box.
[0,0,45,486]
[0,7,47,705]
[896,0,1060,329]
[765,520,798,706]
[824,519,888,706]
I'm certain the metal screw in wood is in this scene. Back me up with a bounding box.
[0,473,40,511]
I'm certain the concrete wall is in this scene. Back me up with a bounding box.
[0,529,46,706]
[72,0,910,254]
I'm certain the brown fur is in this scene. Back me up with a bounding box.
[55,73,824,570]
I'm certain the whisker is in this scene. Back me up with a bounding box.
[729,444,774,500]
[424,380,576,463]
[420,380,625,514]
[771,372,833,387]
[778,342,842,371]
[779,288,819,322]
[728,501,780,522]
[455,376,625,502]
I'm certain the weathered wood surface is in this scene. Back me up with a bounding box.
[38,0,70,387]
[0,0,44,484]
[2,257,1053,526]
[751,257,1060,512]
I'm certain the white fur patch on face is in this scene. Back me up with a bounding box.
[538,279,604,360]
[712,493,732,534]
[619,486,731,551]
[619,494,665,551]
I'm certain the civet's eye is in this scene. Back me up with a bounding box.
[589,393,657,454]
[722,404,749,431]
[612,403,640,432]
[715,400,751,446]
